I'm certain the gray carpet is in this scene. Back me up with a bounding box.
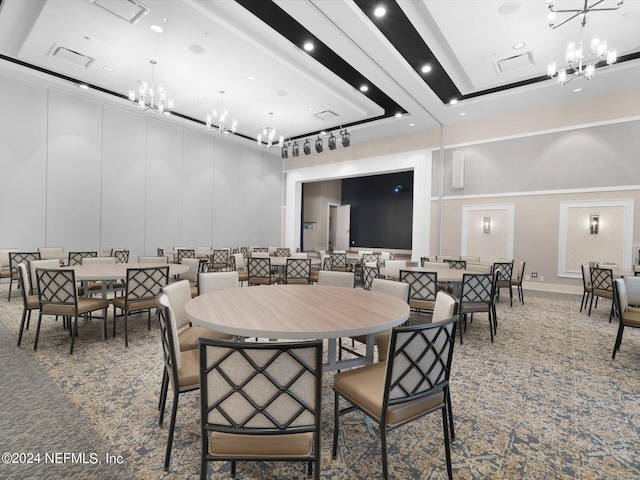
[1,282,639,479]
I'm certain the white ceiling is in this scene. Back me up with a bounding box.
[0,0,638,149]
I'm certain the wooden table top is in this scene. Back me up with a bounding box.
[379,265,477,283]
[63,262,188,281]
[185,284,409,340]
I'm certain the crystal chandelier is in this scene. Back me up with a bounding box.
[257,112,283,148]
[546,0,621,84]
[128,60,173,115]
[206,91,237,134]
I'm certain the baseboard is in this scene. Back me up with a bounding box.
[522,281,582,295]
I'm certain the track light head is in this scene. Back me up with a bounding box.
[303,139,311,155]
[328,133,336,150]
[341,129,350,147]
[315,136,323,153]
[292,141,299,157]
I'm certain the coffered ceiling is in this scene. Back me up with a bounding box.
[0,0,638,149]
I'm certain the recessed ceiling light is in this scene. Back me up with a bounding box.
[103,66,113,72]
[303,41,314,52]
[460,112,467,116]
[150,25,163,33]
[79,84,89,90]
[360,84,369,92]
[513,42,526,50]
[247,76,256,81]
[421,64,432,73]
[374,5,386,17]
[395,112,402,117]
[409,123,415,127]
[573,87,583,93]
[308,107,315,111]
[450,99,458,105]
[162,17,168,22]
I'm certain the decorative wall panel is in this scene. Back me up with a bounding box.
[462,204,515,262]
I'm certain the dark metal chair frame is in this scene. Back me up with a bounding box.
[276,247,291,257]
[579,264,592,312]
[493,261,514,307]
[362,265,380,290]
[589,267,615,321]
[155,294,200,472]
[114,249,130,263]
[68,251,98,266]
[330,253,349,272]
[35,268,109,354]
[157,247,165,257]
[400,270,438,314]
[333,318,457,480]
[420,256,430,266]
[177,249,196,263]
[16,263,39,347]
[209,249,229,271]
[445,259,466,270]
[458,273,496,344]
[199,338,323,480]
[247,257,278,285]
[612,279,640,359]
[112,266,169,347]
[285,258,311,284]
[511,261,526,305]
[8,251,41,301]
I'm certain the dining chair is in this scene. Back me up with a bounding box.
[195,246,211,258]
[157,247,165,257]
[290,252,308,259]
[81,256,120,296]
[461,256,481,262]
[99,247,113,257]
[445,259,466,270]
[230,253,249,286]
[177,249,195,263]
[16,263,39,347]
[38,247,65,264]
[330,252,349,272]
[68,251,97,266]
[400,270,438,314]
[155,294,200,472]
[114,249,130,263]
[112,266,169,347]
[458,273,496,344]
[179,257,201,297]
[420,256,429,266]
[139,255,168,264]
[436,255,453,261]
[384,259,406,269]
[198,337,323,480]
[588,267,615,322]
[198,271,239,294]
[209,249,229,271]
[362,265,380,290]
[0,248,18,283]
[511,261,526,305]
[247,257,278,285]
[317,270,354,288]
[276,247,291,257]
[28,259,60,297]
[493,261,514,307]
[580,264,592,312]
[362,253,379,267]
[360,278,410,362]
[8,251,41,301]
[333,317,457,480]
[35,268,110,354]
[612,278,640,359]
[284,258,311,284]
[431,291,460,323]
[251,251,270,258]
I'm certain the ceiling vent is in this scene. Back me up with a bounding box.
[87,0,150,24]
[48,45,94,69]
[314,110,339,121]
[496,52,535,74]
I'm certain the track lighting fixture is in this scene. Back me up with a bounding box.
[303,139,311,155]
[292,141,300,157]
[328,132,336,150]
[315,136,323,153]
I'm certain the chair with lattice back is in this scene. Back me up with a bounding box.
[199,337,323,479]
[493,261,514,307]
[445,259,466,270]
[114,250,130,263]
[285,258,311,284]
[16,263,39,347]
[400,270,438,314]
[209,249,229,271]
[458,273,495,344]
[8,252,41,301]
[68,251,97,266]
[330,253,349,272]
[35,268,110,354]
[589,267,615,321]
[276,247,291,257]
[112,266,169,347]
[511,261,526,305]
[248,257,278,285]
[177,249,195,263]
[362,265,380,290]
[333,318,457,480]
[362,253,379,267]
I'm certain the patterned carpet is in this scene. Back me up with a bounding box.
[1,281,639,480]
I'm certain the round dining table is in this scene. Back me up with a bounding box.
[185,284,410,371]
[379,265,471,283]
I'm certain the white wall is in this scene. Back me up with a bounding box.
[0,72,283,260]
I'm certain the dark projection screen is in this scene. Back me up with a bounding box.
[341,171,413,249]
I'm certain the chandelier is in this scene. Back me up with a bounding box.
[206,91,237,134]
[546,0,621,84]
[128,60,173,115]
[257,112,283,148]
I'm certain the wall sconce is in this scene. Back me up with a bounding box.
[483,216,491,234]
[590,214,599,234]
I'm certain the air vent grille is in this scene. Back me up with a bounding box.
[89,0,150,24]
[49,45,94,68]
[496,52,534,74]
[314,110,338,121]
